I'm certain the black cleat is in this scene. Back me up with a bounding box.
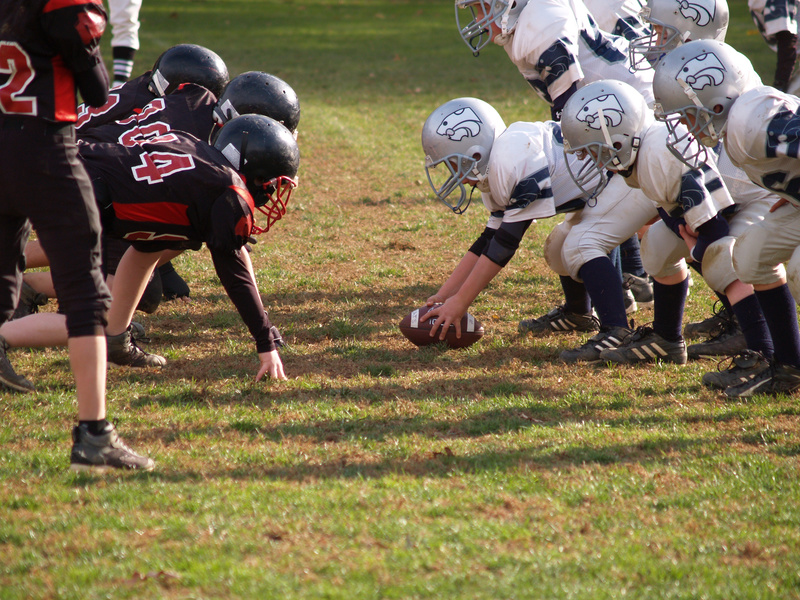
[107,326,166,368]
[70,423,155,473]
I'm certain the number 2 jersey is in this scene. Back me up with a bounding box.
[0,0,106,122]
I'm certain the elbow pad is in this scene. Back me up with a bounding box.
[691,214,729,263]
[468,227,497,256]
[483,222,530,267]
[75,63,110,107]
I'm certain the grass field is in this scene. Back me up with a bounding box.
[2,1,800,598]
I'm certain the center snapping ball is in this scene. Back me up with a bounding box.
[399,304,484,349]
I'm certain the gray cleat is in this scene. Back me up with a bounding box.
[0,335,35,393]
[107,325,166,368]
[70,422,155,473]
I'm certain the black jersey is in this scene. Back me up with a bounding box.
[0,0,106,122]
[80,131,254,251]
[76,72,156,130]
[77,83,217,144]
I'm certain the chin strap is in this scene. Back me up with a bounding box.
[499,0,514,34]
[677,77,718,142]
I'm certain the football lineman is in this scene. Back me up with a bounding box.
[560,79,776,373]
[651,39,800,396]
[0,114,300,382]
[455,0,657,326]
[419,97,660,362]
[0,0,153,471]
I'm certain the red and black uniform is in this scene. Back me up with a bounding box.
[77,82,217,144]
[75,71,155,130]
[0,0,111,335]
[80,131,280,352]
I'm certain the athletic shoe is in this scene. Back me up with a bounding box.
[687,327,746,359]
[518,305,600,337]
[107,326,166,368]
[70,423,155,473]
[702,350,770,390]
[598,326,688,365]
[624,288,638,314]
[725,362,800,398]
[560,326,632,363]
[11,281,48,320]
[0,335,35,393]
[623,272,654,309]
[684,303,735,340]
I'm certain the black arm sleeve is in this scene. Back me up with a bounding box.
[483,219,533,267]
[691,213,729,263]
[75,62,109,107]
[550,81,579,122]
[468,227,498,256]
[209,246,276,353]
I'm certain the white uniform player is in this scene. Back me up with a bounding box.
[420,97,648,358]
[107,0,143,86]
[584,0,648,40]
[560,79,778,373]
[650,40,800,397]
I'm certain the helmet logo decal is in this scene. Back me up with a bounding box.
[577,94,624,129]
[677,51,726,90]
[677,0,716,27]
[437,107,483,141]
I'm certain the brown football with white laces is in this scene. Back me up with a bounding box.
[399,304,484,349]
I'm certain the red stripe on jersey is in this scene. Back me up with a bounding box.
[51,56,77,122]
[113,201,191,226]
[43,0,103,13]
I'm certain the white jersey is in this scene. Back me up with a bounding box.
[726,85,800,207]
[749,0,798,48]
[583,0,648,40]
[482,121,589,227]
[497,0,655,106]
[627,121,733,230]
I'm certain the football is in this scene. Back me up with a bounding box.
[399,304,484,349]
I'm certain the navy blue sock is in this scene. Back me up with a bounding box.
[730,294,773,357]
[79,419,112,436]
[579,257,627,329]
[560,275,592,315]
[652,278,688,342]
[620,235,645,277]
[755,284,800,367]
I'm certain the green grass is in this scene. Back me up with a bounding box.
[2,1,800,598]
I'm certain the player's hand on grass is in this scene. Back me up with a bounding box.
[256,349,287,381]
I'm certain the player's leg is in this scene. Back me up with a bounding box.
[105,245,167,368]
[108,0,142,86]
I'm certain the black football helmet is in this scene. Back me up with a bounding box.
[213,114,300,233]
[210,72,301,144]
[148,44,229,98]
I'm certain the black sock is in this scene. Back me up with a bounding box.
[730,294,773,358]
[79,419,112,436]
[112,46,136,83]
[579,256,627,329]
[755,284,800,367]
[652,278,688,342]
[620,235,645,277]
[560,275,592,315]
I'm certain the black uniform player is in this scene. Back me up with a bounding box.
[0,0,153,471]
[93,114,298,379]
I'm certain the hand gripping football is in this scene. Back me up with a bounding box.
[399,305,484,349]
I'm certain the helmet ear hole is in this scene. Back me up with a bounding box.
[613,141,623,151]
[713,104,724,115]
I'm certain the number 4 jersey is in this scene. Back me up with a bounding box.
[79,130,256,254]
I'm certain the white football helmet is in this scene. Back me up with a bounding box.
[455,0,530,56]
[652,40,753,167]
[560,80,650,197]
[421,97,506,214]
[629,0,729,71]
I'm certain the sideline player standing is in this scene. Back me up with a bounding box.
[107,0,143,86]
[0,0,154,471]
